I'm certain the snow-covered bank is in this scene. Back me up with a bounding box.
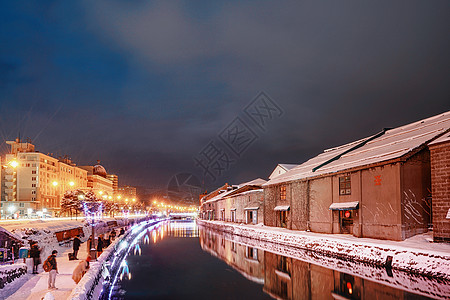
[0,216,144,298]
[0,264,27,299]
[69,218,166,300]
[201,225,450,299]
[197,220,450,280]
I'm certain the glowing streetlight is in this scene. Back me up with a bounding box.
[69,181,75,187]
[8,160,18,168]
[99,191,103,195]
[52,181,58,187]
[132,198,136,202]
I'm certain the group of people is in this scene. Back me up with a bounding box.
[29,226,127,290]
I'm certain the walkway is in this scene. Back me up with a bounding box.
[7,241,90,300]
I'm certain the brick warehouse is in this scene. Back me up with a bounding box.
[429,132,450,242]
[263,111,449,241]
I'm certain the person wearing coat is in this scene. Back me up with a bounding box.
[29,242,41,274]
[72,235,81,259]
[72,256,91,284]
[97,237,104,257]
[47,250,58,290]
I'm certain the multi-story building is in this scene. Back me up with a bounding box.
[1,139,88,218]
[79,162,114,200]
[106,174,119,196]
[118,185,137,201]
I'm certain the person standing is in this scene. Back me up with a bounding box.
[47,250,58,290]
[97,236,104,257]
[72,235,81,259]
[29,242,41,274]
[110,229,116,241]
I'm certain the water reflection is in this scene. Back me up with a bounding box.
[108,220,269,299]
[199,226,448,300]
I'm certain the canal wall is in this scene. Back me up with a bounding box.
[200,224,450,299]
[69,217,165,300]
[197,220,450,280]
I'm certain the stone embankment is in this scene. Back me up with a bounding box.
[197,219,450,280]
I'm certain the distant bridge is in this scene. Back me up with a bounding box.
[169,212,197,219]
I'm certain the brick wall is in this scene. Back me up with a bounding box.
[430,140,450,242]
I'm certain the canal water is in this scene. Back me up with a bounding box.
[107,220,447,299]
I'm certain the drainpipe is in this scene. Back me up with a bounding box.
[359,170,363,237]
[306,180,310,231]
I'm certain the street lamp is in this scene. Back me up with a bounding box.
[8,205,16,219]
[76,191,85,220]
[69,181,75,187]
[8,160,18,168]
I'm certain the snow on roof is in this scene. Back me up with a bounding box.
[203,178,266,204]
[429,131,450,146]
[274,205,290,211]
[279,164,297,171]
[241,178,267,186]
[203,188,238,204]
[329,201,359,210]
[265,111,450,186]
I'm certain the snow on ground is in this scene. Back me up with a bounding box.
[197,220,450,280]
[5,240,90,300]
[0,217,142,299]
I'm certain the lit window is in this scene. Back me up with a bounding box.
[280,185,286,200]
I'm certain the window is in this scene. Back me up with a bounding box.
[19,203,24,207]
[339,176,351,195]
[31,190,36,195]
[32,183,36,187]
[32,170,36,174]
[31,177,36,181]
[278,256,291,275]
[246,247,258,260]
[31,197,36,201]
[280,185,286,200]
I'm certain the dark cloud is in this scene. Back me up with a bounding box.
[0,1,449,190]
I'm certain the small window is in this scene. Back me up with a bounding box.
[32,183,36,187]
[19,203,24,207]
[339,176,351,195]
[280,185,286,200]
[32,190,36,195]
[31,177,36,181]
[32,170,36,174]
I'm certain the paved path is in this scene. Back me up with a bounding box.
[7,242,90,300]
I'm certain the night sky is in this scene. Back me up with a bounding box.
[0,1,449,192]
